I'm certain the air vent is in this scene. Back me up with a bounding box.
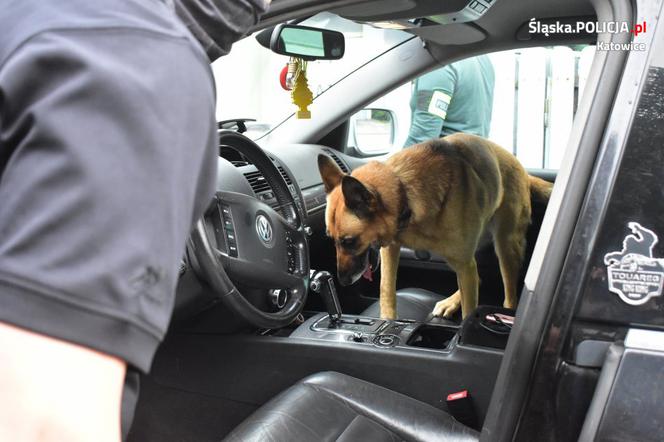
[243,171,271,193]
[277,166,293,185]
[324,149,349,173]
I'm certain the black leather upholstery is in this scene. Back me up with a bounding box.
[361,288,447,321]
[224,371,478,442]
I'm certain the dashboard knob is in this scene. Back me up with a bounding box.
[310,278,322,293]
[269,289,287,309]
[373,334,398,347]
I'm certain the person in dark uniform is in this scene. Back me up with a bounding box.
[0,0,267,439]
[404,54,495,146]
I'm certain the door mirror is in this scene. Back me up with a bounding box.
[350,108,396,155]
[269,24,345,60]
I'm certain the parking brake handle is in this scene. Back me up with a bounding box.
[310,271,342,323]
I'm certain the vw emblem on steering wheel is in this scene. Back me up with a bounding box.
[256,214,273,245]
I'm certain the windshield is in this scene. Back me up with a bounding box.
[211,13,410,139]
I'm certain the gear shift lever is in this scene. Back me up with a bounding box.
[310,271,342,323]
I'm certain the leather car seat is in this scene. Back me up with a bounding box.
[224,371,478,442]
[361,288,453,322]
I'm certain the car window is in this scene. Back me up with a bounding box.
[211,13,410,140]
[348,45,596,170]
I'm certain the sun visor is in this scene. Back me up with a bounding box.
[410,23,486,45]
[333,0,496,26]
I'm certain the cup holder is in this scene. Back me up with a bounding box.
[406,324,458,350]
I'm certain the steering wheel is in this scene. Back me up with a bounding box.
[190,131,310,328]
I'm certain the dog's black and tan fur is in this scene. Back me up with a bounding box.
[318,133,552,319]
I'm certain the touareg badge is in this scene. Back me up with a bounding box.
[604,222,664,306]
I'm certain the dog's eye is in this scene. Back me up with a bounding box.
[339,236,358,249]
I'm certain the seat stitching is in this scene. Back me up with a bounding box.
[303,382,423,440]
[337,415,403,442]
[302,383,365,441]
[397,293,442,319]
[400,296,435,312]
[240,407,323,441]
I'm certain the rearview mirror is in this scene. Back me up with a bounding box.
[269,24,345,60]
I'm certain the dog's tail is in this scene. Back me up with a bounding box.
[529,175,553,203]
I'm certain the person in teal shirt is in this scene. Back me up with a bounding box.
[404,55,495,147]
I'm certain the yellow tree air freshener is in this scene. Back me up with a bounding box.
[290,58,313,119]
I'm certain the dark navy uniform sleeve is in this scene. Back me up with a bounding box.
[0,28,217,371]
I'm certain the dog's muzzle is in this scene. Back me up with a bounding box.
[338,243,381,286]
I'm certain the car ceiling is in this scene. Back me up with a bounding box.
[263,0,597,48]
[257,0,598,147]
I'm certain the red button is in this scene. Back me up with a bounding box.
[446,390,468,401]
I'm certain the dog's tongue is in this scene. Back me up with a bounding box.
[362,265,373,282]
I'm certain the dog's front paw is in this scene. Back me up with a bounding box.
[432,293,461,318]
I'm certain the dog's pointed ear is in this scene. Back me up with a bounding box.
[341,175,377,218]
[318,154,344,193]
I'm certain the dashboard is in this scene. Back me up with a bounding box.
[217,142,361,220]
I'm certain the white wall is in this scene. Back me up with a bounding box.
[488,46,594,169]
[362,46,595,169]
[212,31,595,171]
[212,17,409,132]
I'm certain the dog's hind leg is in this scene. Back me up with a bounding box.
[379,243,400,319]
[492,210,528,310]
[457,259,480,318]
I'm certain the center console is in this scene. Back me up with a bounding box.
[292,313,460,351]
[291,306,512,352]
[298,270,512,354]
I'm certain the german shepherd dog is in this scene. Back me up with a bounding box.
[318,133,552,319]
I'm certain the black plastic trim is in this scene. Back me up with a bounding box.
[481,0,637,440]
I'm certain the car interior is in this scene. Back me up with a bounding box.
[126,0,637,440]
